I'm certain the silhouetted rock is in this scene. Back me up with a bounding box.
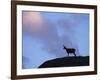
[38,56,89,68]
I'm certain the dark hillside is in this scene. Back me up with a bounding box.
[38,56,89,68]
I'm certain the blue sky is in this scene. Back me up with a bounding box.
[22,11,89,69]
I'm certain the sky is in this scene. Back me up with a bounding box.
[22,11,89,69]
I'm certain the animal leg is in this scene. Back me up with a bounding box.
[74,53,76,57]
[68,53,69,56]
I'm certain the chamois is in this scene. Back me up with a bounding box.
[63,45,76,57]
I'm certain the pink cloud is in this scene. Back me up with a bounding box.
[22,12,44,32]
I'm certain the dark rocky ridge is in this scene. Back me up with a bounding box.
[38,56,89,68]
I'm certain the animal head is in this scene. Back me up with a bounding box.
[63,45,66,49]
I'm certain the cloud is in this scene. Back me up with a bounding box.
[22,11,44,32]
[23,11,89,60]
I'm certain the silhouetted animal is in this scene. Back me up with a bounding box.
[63,45,76,56]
